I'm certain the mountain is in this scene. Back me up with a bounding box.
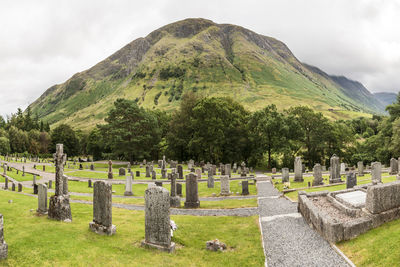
[373,92,397,107]
[28,18,386,130]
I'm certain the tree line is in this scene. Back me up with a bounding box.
[2,92,400,169]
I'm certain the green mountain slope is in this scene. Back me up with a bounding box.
[29,18,385,130]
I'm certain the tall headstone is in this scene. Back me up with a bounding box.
[390,158,398,175]
[37,183,48,214]
[357,161,364,176]
[146,165,151,177]
[220,175,230,196]
[282,168,289,183]
[184,173,200,208]
[22,166,25,176]
[312,164,323,186]
[176,183,182,197]
[108,160,113,179]
[177,165,183,179]
[0,214,8,259]
[170,173,180,208]
[124,173,133,196]
[136,170,140,177]
[294,157,303,182]
[329,154,341,184]
[142,187,175,252]
[346,172,357,189]
[371,162,382,183]
[89,181,116,235]
[225,164,231,178]
[48,144,72,222]
[241,180,249,195]
[207,170,214,188]
[152,171,157,180]
[4,178,8,190]
[340,163,346,173]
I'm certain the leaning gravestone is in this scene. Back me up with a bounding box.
[170,173,180,208]
[124,173,133,196]
[390,158,398,175]
[282,168,289,183]
[294,157,303,182]
[142,186,175,252]
[108,160,113,179]
[220,175,230,196]
[37,183,48,214]
[312,164,323,186]
[346,172,357,189]
[329,154,341,184]
[89,181,116,235]
[184,173,200,208]
[207,170,214,188]
[357,161,364,176]
[0,214,8,259]
[48,144,72,222]
[371,162,382,183]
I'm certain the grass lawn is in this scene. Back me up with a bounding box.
[0,190,264,266]
[5,170,41,182]
[337,219,400,266]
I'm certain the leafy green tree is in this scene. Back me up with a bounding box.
[87,128,103,161]
[50,124,79,156]
[99,99,161,163]
[38,132,51,154]
[0,137,10,154]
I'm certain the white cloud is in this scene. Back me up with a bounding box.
[0,0,399,117]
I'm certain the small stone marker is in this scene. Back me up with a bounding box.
[207,170,214,188]
[18,183,22,192]
[48,180,52,189]
[146,165,151,177]
[184,173,200,208]
[282,168,289,183]
[312,164,323,186]
[119,168,126,176]
[0,214,8,259]
[33,175,36,185]
[357,161,364,176]
[195,169,202,179]
[4,178,8,190]
[136,170,140,177]
[108,160,113,179]
[89,181,116,235]
[22,166,25,177]
[272,168,276,174]
[220,175,230,196]
[79,164,83,170]
[170,173,180,208]
[152,170,157,180]
[242,180,249,195]
[294,157,303,182]
[124,174,133,196]
[161,169,167,179]
[43,165,45,172]
[88,179,92,188]
[142,187,175,252]
[37,184,48,214]
[155,181,163,187]
[11,183,15,191]
[346,172,357,189]
[90,164,94,171]
[390,158,398,175]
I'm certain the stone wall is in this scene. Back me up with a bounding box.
[366,181,400,214]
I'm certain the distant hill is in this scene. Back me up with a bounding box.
[373,92,398,107]
[28,18,386,130]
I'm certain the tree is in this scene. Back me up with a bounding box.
[38,132,51,154]
[87,128,103,161]
[99,99,161,163]
[0,137,10,154]
[51,124,79,156]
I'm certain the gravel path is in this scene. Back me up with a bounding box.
[256,175,350,267]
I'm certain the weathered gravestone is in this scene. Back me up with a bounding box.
[37,183,48,214]
[88,179,92,188]
[176,183,182,197]
[136,170,140,177]
[312,164,323,186]
[340,163,346,173]
[0,214,8,259]
[184,173,200,208]
[272,168,277,174]
[207,170,214,188]
[48,180,52,189]
[11,183,15,191]
[17,183,22,192]
[242,180,249,195]
[371,162,382,183]
[152,171,157,180]
[220,175,230,196]
[357,161,364,176]
[294,157,303,182]
[107,160,113,179]
[170,173,180,208]
[124,174,133,196]
[282,168,289,183]
[142,186,175,252]
[161,169,167,179]
[22,166,25,177]
[43,165,45,172]
[89,181,116,235]
[146,166,151,178]
[346,172,357,189]
[155,181,163,187]
[390,158,398,175]
[329,154,341,184]
[79,164,83,170]
[90,164,94,171]
[177,165,183,179]
[225,164,231,178]
[119,168,126,177]
[195,169,202,179]
[33,184,38,194]
[48,144,72,222]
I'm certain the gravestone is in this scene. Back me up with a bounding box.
[33,175,36,185]
[176,183,182,197]
[22,166,25,176]
[282,168,289,183]
[195,169,202,179]
[155,181,163,187]
[170,173,180,208]
[4,177,8,190]
[18,183,22,192]
[48,144,72,222]
[33,184,38,194]
[346,172,357,189]
[371,162,382,183]
[225,164,231,178]
[88,179,92,188]
[79,164,83,170]
[220,175,230,196]
[89,181,116,235]
[11,183,15,191]
[119,168,126,177]
[161,169,167,179]
[207,170,214,188]
[340,163,346,173]
[357,161,364,176]
[0,214,8,259]
[127,163,131,173]
[108,160,113,179]
[152,171,157,180]
[142,187,175,252]
[390,158,398,175]
[124,173,133,196]
[136,170,140,177]
[312,164,323,186]
[146,166,151,177]
[329,154,341,184]
[240,162,246,177]
[90,164,94,171]
[48,180,52,189]
[184,173,200,208]
[242,180,249,195]
[294,157,303,182]
[272,168,277,174]
[43,165,46,172]
[37,184,48,214]
[177,165,183,179]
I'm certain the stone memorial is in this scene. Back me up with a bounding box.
[37,183,48,214]
[282,168,289,183]
[329,154,341,184]
[142,187,175,252]
[124,174,133,196]
[18,183,22,192]
[184,173,200,208]
[346,172,357,189]
[88,179,92,188]
[152,171,157,180]
[119,168,126,176]
[170,173,180,208]
[390,158,398,175]
[207,170,214,188]
[357,161,364,176]
[177,165,183,179]
[225,164,231,178]
[0,214,7,259]
[272,168,276,174]
[242,180,249,195]
[195,168,202,179]
[176,183,182,197]
[108,160,113,179]
[340,163,346,173]
[371,162,382,183]
[220,175,230,196]
[89,181,116,235]
[146,165,151,177]
[312,164,323,186]
[294,157,303,181]
[136,170,140,177]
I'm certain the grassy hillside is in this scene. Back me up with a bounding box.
[29,18,383,131]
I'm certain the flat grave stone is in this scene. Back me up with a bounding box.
[335,190,366,208]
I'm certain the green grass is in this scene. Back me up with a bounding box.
[0,190,264,266]
[337,219,400,266]
[5,169,41,182]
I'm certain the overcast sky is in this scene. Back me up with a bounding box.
[1,0,399,117]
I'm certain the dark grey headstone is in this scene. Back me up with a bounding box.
[184,173,200,208]
[89,181,116,235]
[242,180,249,195]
